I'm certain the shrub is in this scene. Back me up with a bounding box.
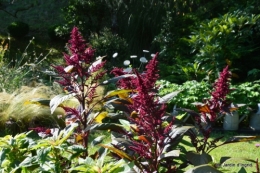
[157,80,211,111]
[89,28,129,69]
[187,10,260,82]
[7,21,29,39]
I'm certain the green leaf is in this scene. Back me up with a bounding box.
[0,148,8,166]
[186,151,213,166]
[119,119,131,131]
[185,164,222,173]
[49,93,76,114]
[91,135,106,146]
[238,167,247,173]
[19,156,38,167]
[57,123,78,145]
[68,145,86,152]
[37,147,51,164]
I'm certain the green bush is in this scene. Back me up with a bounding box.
[187,10,260,82]
[89,28,129,69]
[7,21,29,39]
[157,79,211,111]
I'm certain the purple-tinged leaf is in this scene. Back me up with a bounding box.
[101,74,136,85]
[158,91,181,104]
[158,150,180,161]
[186,151,212,166]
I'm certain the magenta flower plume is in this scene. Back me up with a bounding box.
[142,52,159,89]
[194,66,232,141]
[111,53,178,172]
[208,65,231,121]
[110,67,136,89]
[51,27,107,154]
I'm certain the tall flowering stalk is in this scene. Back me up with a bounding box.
[52,27,106,155]
[110,53,185,172]
[190,65,232,152]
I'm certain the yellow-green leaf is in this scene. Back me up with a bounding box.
[94,112,108,123]
[100,144,133,161]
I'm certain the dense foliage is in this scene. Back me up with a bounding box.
[1,1,260,172]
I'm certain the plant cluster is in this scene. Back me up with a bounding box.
[157,80,211,112]
[0,27,260,172]
[187,9,260,82]
[89,27,129,69]
[227,80,260,114]
[0,37,53,92]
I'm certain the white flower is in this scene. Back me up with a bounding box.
[112,52,118,58]
[123,60,130,66]
[140,57,148,63]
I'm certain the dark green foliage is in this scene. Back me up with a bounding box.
[90,28,129,70]
[153,0,260,82]
[57,0,110,38]
[7,21,29,39]
[187,9,260,82]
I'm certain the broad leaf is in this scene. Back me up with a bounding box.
[176,108,201,117]
[24,98,50,107]
[94,112,108,123]
[185,164,222,173]
[111,138,132,147]
[119,119,131,131]
[100,144,133,161]
[186,151,212,166]
[49,93,76,114]
[101,74,136,85]
[166,126,194,147]
[91,135,106,146]
[37,147,51,164]
[107,112,126,119]
[19,156,38,167]
[158,91,181,104]
[158,150,180,161]
[104,98,130,112]
[104,89,135,99]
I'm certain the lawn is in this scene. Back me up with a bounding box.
[180,131,260,172]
